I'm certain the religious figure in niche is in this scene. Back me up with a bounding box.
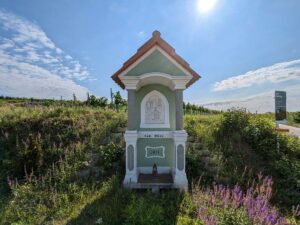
[145,94,165,124]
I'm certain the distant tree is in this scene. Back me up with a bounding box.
[73,93,77,102]
[98,97,108,108]
[88,95,108,108]
[110,88,114,107]
[183,101,219,115]
[114,91,123,112]
[294,112,300,123]
[191,104,197,114]
[87,92,90,104]
[89,95,97,106]
[186,102,191,114]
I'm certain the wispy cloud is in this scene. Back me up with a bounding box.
[138,31,145,38]
[0,9,91,99]
[213,60,300,91]
[203,83,300,113]
[0,51,89,99]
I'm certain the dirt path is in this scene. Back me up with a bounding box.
[278,124,300,138]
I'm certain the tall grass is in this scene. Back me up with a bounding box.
[184,109,300,220]
[0,105,126,224]
[0,101,299,224]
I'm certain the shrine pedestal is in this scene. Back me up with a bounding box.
[123,130,138,184]
[123,130,188,191]
[173,130,188,191]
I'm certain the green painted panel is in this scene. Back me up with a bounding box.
[125,50,186,76]
[134,84,176,131]
[137,138,174,167]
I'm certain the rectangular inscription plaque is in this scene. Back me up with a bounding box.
[145,146,165,158]
[138,131,172,139]
[143,134,165,138]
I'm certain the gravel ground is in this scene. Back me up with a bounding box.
[278,124,300,138]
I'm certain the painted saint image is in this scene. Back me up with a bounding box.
[145,94,165,124]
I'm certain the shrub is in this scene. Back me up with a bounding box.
[193,175,298,225]
[0,107,126,180]
[214,109,300,209]
[293,112,300,123]
[98,142,124,175]
[0,106,127,224]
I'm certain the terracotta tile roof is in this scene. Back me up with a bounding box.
[111,30,201,89]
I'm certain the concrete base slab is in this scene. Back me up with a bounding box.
[123,173,188,191]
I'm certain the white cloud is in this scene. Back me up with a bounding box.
[138,31,145,37]
[0,8,90,81]
[65,55,73,60]
[56,47,63,54]
[0,9,91,100]
[213,59,300,91]
[0,38,14,49]
[203,83,300,113]
[0,9,55,49]
[0,50,88,100]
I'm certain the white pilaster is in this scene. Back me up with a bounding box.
[123,130,138,185]
[173,130,188,191]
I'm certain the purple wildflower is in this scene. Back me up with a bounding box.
[194,174,292,225]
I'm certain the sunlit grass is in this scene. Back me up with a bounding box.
[0,100,299,225]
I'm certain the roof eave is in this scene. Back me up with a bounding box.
[111,31,201,89]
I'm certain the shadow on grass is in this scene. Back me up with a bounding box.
[0,184,12,222]
[66,178,185,225]
[0,181,10,203]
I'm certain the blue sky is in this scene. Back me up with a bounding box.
[0,0,300,112]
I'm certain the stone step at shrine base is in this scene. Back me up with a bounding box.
[124,173,175,191]
[138,173,173,184]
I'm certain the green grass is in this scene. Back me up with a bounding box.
[253,111,300,128]
[0,103,127,224]
[0,99,299,225]
[287,112,300,128]
[185,110,300,212]
[65,176,187,225]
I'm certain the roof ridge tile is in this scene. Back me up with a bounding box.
[112,31,201,89]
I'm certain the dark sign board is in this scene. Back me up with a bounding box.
[275,91,286,121]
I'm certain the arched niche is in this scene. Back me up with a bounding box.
[140,90,170,128]
[127,145,134,171]
[177,144,184,171]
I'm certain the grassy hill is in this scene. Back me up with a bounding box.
[0,99,299,225]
